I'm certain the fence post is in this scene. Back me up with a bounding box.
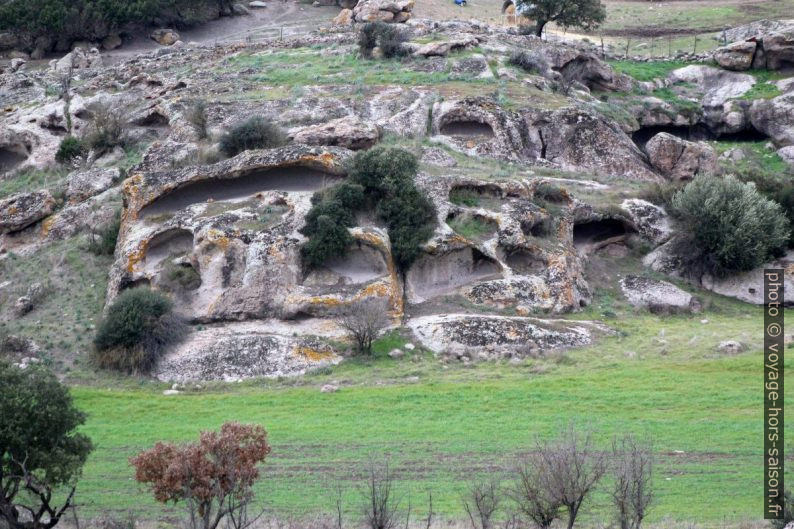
[693,34,698,55]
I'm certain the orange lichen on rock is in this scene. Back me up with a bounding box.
[293,345,334,362]
[39,216,55,238]
[126,240,149,273]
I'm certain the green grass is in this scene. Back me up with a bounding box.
[67,290,793,526]
[0,167,70,198]
[608,60,691,82]
[712,140,790,175]
[447,213,498,240]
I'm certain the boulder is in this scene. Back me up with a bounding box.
[713,40,757,71]
[249,0,268,6]
[620,198,672,245]
[750,93,794,146]
[619,276,698,314]
[151,29,180,46]
[701,251,794,305]
[0,190,56,234]
[408,314,611,357]
[645,132,717,181]
[778,145,794,168]
[388,348,404,358]
[289,115,381,150]
[763,30,794,71]
[53,47,102,73]
[332,8,354,25]
[66,167,121,203]
[411,35,479,58]
[321,384,340,393]
[9,58,25,72]
[717,340,746,354]
[353,0,413,23]
[231,3,251,15]
[101,34,122,51]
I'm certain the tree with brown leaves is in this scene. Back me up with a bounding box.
[130,422,271,529]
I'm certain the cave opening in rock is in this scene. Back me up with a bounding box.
[448,184,506,210]
[441,120,495,138]
[502,248,546,275]
[0,147,27,173]
[118,277,151,292]
[323,244,389,285]
[573,218,633,247]
[717,127,769,143]
[631,125,700,148]
[145,229,194,265]
[135,112,170,128]
[140,166,343,218]
[406,246,502,301]
[446,211,499,241]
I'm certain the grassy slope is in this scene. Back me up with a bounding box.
[71,296,791,525]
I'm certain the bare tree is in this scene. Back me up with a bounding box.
[336,299,389,355]
[538,426,606,529]
[508,457,561,529]
[360,460,401,529]
[462,479,501,529]
[611,436,653,529]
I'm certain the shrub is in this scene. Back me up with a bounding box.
[87,209,121,256]
[84,103,127,154]
[131,422,270,529]
[349,146,419,198]
[335,298,389,355]
[357,22,407,59]
[219,116,287,157]
[735,165,794,247]
[671,174,790,276]
[92,288,185,373]
[301,214,355,268]
[534,182,567,203]
[0,361,93,529]
[55,135,86,165]
[377,188,436,269]
[639,181,680,209]
[185,99,209,140]
[508,50,551,77]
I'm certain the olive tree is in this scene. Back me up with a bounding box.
[0,362,93,529]
[516,0,606,37]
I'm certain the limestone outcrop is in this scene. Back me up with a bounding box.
[645,132,717,181]
[620,275,699,314]
[0,190,56,234]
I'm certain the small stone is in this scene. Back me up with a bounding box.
[14,296,33,316]
[388,348,405,359]
[404,343,415,350]
[321,384,339,393]
[700,319,709,324]
[249,0,267,6]
[162,389,180,396]
[717,340,746,355]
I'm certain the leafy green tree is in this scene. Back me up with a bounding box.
[0,362,93,529]
[516,0,606,37]
[671,174,789,277]
[349,146,419,198]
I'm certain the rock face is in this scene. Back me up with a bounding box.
[352,0,414,23]
[763,30,794,71]
[408,313,611,358]
[155,321,343,382]
[750,93,794,146]
[620,199,672,245]
[620,275,698,314]
[701,252,794,306]
[713,40,757,71]
[289,116,381,150]
[645,132,717,181]
[66,167,121,203]
[0,190,56,234]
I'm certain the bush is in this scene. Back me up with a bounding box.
[349,146,419,197]
[508,50,551,77]
[377,188,436,269]
[84,103,127,154]
[87,209,121,256]
[735,165,794,247]
[92,288,185,373]
[219,116,287,157]
[357,21,407,59]
[185,99,208,140]
[55,135,86,165]
[671,174,790,276]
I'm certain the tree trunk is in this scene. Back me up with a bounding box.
[535,20,547,37]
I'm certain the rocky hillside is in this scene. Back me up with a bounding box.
[1,15,793,380]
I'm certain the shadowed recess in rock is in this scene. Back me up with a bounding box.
[140,167,343,218]
[440,121,495,137]
[406,246,501,301]
[325,244,388,284]
[134,111,170,128]
[573,218,632,247]
[501,248,546,275]
[146,228,194,265]
[0,148,27,173]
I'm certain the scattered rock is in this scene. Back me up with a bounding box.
[620,276,698,314]
[0,190,56,234]
[645,132,717,181]
[404,343,415,350]
[332,8,354,25]
[321,384,340,393]
[9,58,25,72]
[249,0,268,6]
[162,389,180,396]
[421,147,457,167]
[53,47,102,73]
[352,0,414,23]
[151,29,180,46]
[717,340,746,355]
[13,296,33,316]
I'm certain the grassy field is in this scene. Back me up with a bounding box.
[69,281,791,526]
